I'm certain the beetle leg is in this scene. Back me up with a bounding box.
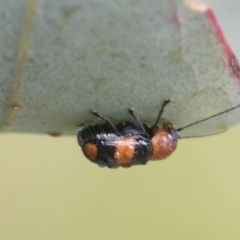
[152,99,172,129]
[90,110,120,135]
[128,108,148,136]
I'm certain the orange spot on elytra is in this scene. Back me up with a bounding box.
[150,124,177,160]
[113,137,135,164]
[84,143,98,161]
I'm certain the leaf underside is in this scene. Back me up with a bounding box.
[0,0,240,137]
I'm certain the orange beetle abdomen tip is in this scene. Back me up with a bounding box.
[150,127,178,160]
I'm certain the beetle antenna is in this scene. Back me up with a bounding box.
[176,103,240,132]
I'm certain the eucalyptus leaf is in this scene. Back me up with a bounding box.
[1,0,240,137]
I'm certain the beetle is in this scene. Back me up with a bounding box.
[77,99,240,168]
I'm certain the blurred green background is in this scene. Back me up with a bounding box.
[1,0,240,239]
[1,125,240,240]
